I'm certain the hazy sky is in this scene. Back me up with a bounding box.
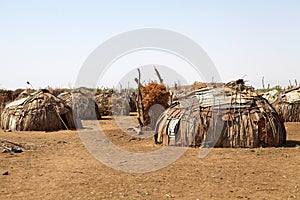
[0,0,299,89]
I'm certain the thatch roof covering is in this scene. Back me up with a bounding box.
[58,89,101,120]
[136,82,170,128]
[263,87,300,122]
[154,80,286,148]
[1,89,78,131]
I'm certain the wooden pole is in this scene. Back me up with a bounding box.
[154,67,163,84]
[136,68,144,127]
[0,138,23,147]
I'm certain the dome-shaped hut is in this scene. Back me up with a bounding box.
[263,87,300,122]
[94,89,113,116]
[1,89,78,131]
[154,80,286,148]
[94,89,134,117]
[58,89,101,120]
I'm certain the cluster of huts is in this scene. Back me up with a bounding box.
[0,88,134,132]
[0,79,299,148]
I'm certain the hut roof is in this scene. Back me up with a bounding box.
[281,87,300,103]
[262,89,279,104]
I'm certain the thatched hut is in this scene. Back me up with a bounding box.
[111,93,131,116]
[1,89,78,131]
[263,87,300,122]
[154,80,286,148]
[275,87,300,122]
[58,89,101,120]
[94,89,134,117]
[94,89,113,116]
[0,89,28,125]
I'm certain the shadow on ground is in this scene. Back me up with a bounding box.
[286,140,300,147]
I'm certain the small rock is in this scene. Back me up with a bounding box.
[2,171,9,175]
[165,193,175,198]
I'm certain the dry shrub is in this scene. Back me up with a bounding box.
[192,81,207,90]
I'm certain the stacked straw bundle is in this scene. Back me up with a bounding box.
[137,82,170,128]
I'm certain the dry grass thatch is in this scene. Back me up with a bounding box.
[136,82,170,128]
[154,79,286,148]
[58,89,101,120]
[1,89,79,131]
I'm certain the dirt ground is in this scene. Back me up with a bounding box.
[0,116,299,200]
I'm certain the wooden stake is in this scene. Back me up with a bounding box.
[136,68,144,127]
[154,67,163,84]
[0,138,23,147]
[262,76,265,89]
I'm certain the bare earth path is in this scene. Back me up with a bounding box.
[0,117,299,199]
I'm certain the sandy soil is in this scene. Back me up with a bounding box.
[0,117,299,200]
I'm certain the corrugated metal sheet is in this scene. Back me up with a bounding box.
[5,97,29,109]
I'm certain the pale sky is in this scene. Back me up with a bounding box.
[0,0,299,90]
